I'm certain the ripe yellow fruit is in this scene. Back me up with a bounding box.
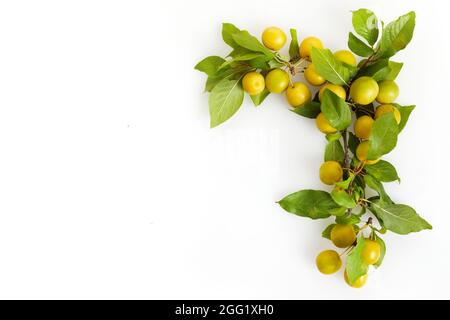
[316,250,342,275]
[349,76,379,105]
[299,36,323,59]
[242,72,265,95]
[376,80,399,104]
[262,27,287,51]
[356,141,379,165]
[319,83,347,101]
[362,239,381,265]
[265,69,290,93]
[375,104,401,124]
[319,161,343,185]
[334,50,357,66]
[304,64,326,86]
[331,224,356,248]
[286,82,311,107]
[315,112,337,134]
[354,115,374,140]
[344,270,368,288]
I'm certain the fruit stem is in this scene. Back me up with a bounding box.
[342,130,350,171]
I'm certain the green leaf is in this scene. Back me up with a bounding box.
[291,101,321,119]
[278,189,343,219]
[352,9,379,45]
[373,234,386,268]
[376,11,416,59]
[364,160,400,182]
[369,201,432,235]
[311,47,357,86]
[331,188,357,209]
[231,30,274,58]
[289,29,300,60]
[348,132,359,155]
[348,32,374,57]
[205,66,251,92]
[358,59,391,81]
[322,224,336,240]
[385,61,403,80]
[393,104,415,132]
[364,174,393,204]
[195,56,226,76]
[336,213,361,225]
[367,113,399,160]
[336,174,354,190]
[326,132,342,142]
[248,57,271,70]
[209,78,244,128]
[325,139,344,163]
[321,90,352,130]
[346,237,369,284]
[250,88,270,106]
[354,103,375,118]
[222,23,241,48]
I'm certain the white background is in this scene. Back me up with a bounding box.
[0,0,449,299]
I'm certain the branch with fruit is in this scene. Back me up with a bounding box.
[195,9,431,288]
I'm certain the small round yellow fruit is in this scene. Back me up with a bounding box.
[349,77,379,105]
[319,83,346,101]
[362,239,381,265]
[356,141,379,165]
[299,36,323,59]
[242,72,265,96]
[344,270,368,288]
[319,161,343,185]
[354,115,374,140]
[334,50,357,66]
[375,104,401,124]
[262,27,287,51]
[304,64,326,86]
[265,69,290,93]
[286,82,311,107]
[376,80,399,104]
[316,250,342,275]
[330,224,357,248]
[315,113,337,134]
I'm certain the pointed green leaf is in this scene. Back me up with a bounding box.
[331,188,357,209]
[348,32,374,57]
[231,30,274,58]
[364,160,400,182]
[364,174,393,204]
[376,11,416,58]
[352,9,379,45]
[346,237,369,284]
[358,59,391,81]
[321,90,352,130]
[367,113,399,160]
[195,56,227,76]
[289,29,300,60]
[369,201,432,235]
[278,189,343,219]
[322,224,336,240]
[311,47,357,86]
[209,78,244,128]
[385,61,403,80]
[291,101,321,119]
[250,88,270,106]
[393,104,415,132]
[222,23,241,48]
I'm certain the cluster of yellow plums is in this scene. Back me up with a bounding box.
[243,26,402,288]
[316,226,381,288]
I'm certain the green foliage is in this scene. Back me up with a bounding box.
[346,237,369,284]
[278,190,345,219]
[292,101,321,119]
[367,113,399,160]
[364,160,400,182]
[311,47,357,86]
[209,78,244,128]
[321,90,352,130]
[352,9,379,45]
[196,9,431,285]
[369,200,432,235]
